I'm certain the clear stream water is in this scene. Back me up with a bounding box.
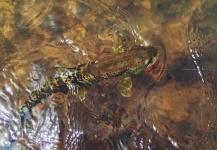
[0,0,217,149]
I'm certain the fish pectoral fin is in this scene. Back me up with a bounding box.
[76,87,87,101]
[117,76,132,97]
[111,36,126,53]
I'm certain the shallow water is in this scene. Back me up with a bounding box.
[0,0,217,149]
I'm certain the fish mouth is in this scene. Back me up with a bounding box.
[147,65,155,72]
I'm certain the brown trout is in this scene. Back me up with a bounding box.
[20,45,161,117]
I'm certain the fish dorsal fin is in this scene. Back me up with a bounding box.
[111,37,125,53]
[76,87,87,101]
[117,76,132,97]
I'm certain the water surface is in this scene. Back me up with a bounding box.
[0,0,217,149]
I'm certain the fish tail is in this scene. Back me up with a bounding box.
[20,74,70,118]
[20,99,36,117]
[20,89,50,117]
[20,79,53,117]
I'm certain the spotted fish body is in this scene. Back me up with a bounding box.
[21,45,160,116]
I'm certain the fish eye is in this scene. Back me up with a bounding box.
[153,53,157,57]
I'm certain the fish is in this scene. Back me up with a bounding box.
[20,45,161,117]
